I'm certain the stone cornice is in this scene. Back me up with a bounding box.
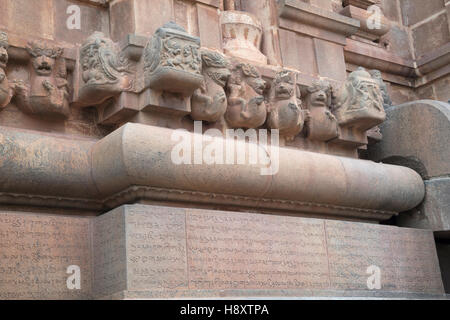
[277,0,360,45]
[344,39,450,88]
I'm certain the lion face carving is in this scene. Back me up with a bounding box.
[225,62,267,129]
[27,41,63,76]
[191,50,231,123]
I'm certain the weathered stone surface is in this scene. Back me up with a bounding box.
[196,3,222,49]
[325,220,443,292]
[92,204,445,298]
[0,122,425,220]
[191,50,230,122]
[225,62,267,128]
[93,205,188,298]
[0,32,12,109]
[75,32,131,107]
[279,29,318,75]
[304,80,339,141]
[0,212,92,299]
[367,100,450,233]
[369,69,392,108]
[397,178,450,231]
[91,123,424,219]
[53,0,110,45]
[333,67,386,131]
[433,74,450,101]
[314,38,347,81]
[267,70,306,141]
[340,5,391,41]
[400,0,445,26]
[143,22,203,96]
[368,100,450,179]
[412,12,450,58]
[13,40,70,118]
[5,0,53,39]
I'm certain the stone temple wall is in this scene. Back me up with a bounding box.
[0,0,448,299]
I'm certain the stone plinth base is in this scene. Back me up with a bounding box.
[99,289,448,300]
[0,205,445,299]
[93,205,445,299]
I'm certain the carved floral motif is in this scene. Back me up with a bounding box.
[225,62,267,128]
[77,32,131,106]
[191,50,231,122]
[267,71,306,141]
[144,22,203,95]
[305,80,339,142]
[333,67,385,131]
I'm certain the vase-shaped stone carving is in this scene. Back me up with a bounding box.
[78,32,131,106]
[0,32,12,109]
[144,22,203,96]
[267,71,305,141]
[221,10,267,65]
[305,80,339,142]
[191,50,231,122]
[225,62,267,129]
[369,69,392,108]
[333,67,385,131]
[14,41,69,118]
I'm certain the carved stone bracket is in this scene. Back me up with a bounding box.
[143,22,203,96]
[75,32,132,108]
[333,67,386,131]
[225,61,267,128]
[0,32,12,110]
[13,40,70,118]
[304,80,339,142]
[191,50,231,122]
[267,70,306,141]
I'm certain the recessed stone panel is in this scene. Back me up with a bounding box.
[91,204,445,298]
[186,209,329,290]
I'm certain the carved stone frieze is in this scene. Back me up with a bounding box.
[0,32,12,109]
[333,67,386,131]
[77,32,131,106]
[225,62,267,129]
[305,80,339,142]
[267,70,306,141]
[14,40,70,118]
[144,22,203,96]
[191,50,231,122]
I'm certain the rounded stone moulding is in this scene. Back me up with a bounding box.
[0,123,424,221]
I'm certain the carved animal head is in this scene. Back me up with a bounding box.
[201,50,230,87]
[230,63,266,95]
[27,41,63,76]
[338,67,384,112]
[0,32,9,70]
[272,71,295,100]
[307,80,331,108]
